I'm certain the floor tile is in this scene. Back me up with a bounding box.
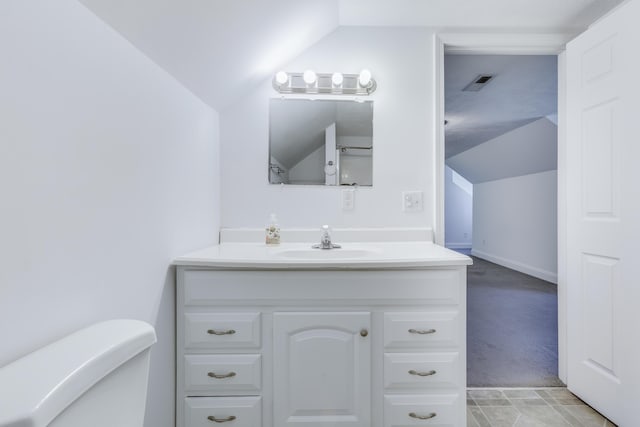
[562,405,608,427]
[554,397,585,405]
[513,405,572,426]
[510,398,549,406]
[475,398,512,406]
[467,407,481,427]
[468,389,506,399]
[503,389,540,399]
[466,388,617,427]
[479,406,521,427]
[544,388,576,399]
[551,405,588,426]
[469,407,492,427]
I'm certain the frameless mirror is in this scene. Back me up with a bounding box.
[269,98,373,186]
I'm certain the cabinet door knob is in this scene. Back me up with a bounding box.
[360,329,369,337]
[409,412,437,420]
[207,371,237,379]
[408,328,436,335]
[408,369,437,377]
[207,415,236,423]
[207,329,236,335]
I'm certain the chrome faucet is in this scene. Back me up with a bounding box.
[312,225,341,249]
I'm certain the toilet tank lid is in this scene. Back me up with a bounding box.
[0,319,156,427]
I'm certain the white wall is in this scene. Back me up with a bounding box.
[221,27,436,229]
[444,166,473,248]
[0,2,220,427]
[472,170,558,283]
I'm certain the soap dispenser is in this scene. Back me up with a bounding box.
[265,213,281,245]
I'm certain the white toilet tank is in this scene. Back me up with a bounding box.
[0,319,157,427]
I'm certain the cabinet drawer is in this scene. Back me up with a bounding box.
[184,396,261,427]
[384,353,460,390]
[184,354,261,393]
[384,312,458,349]
[185,313,261,350]
[384,394,461,427]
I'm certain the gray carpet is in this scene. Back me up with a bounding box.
[465,254,563,387]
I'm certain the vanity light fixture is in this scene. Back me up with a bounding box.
[303,69,317,85]
[358,69,373,88]
[275,71,289,86]
[331,72,344,87]
[272,69,377,95]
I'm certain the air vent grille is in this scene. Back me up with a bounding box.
[463,74,494,91]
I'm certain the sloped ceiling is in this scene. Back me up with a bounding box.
[445,54,558,158]
[447,117,557,183]
[78,0,622,112]
[78,0,340,111]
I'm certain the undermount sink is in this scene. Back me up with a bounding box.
[274,247,379,259]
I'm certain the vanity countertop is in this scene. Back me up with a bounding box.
[173,241,472,269]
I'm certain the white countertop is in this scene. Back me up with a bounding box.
[173,241,472,269]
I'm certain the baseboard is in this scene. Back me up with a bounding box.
[445,243,472,249]
[470,249,558,284]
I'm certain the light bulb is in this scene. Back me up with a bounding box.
[303,69,317,85]
[358,69,372,87]
[331,72,344,87]
[275,71,288,85]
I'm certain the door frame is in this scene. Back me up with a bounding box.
[434,32,570,383]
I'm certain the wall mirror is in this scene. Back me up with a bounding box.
[269,98,373,186]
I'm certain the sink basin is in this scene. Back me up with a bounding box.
[274,248,378,260]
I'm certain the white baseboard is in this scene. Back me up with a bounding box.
[445,243,472,249]
[470,249,558,284]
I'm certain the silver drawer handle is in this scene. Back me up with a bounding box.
[207,371,237,379]
[408,328,436,335]
[207,329,236,335]
[409,412,437,420]
[408,369,437,377]
[207,415,236,423]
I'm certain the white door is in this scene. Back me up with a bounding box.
[566,1,640,425]
[273,312,371,427]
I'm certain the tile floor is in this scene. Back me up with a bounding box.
[467,388,617,427]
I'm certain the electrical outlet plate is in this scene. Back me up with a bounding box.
[342,189,355,211]
[402,191,423,212]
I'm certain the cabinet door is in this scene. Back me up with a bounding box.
[274,312,371,427]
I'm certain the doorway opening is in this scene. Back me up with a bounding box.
[442,53,559,387]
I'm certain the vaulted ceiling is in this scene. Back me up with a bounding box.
[444,54,558,159]
[78,0,623,111]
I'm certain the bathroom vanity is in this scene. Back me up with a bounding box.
[174,233,471,427]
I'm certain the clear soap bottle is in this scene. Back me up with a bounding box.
[265,213,281,245]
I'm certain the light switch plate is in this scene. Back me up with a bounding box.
[402,191,423,212]
[342,189,355,211]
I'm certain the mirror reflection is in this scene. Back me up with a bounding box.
[269,98,373,186]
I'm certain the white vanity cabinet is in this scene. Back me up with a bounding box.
[176,265,468,427]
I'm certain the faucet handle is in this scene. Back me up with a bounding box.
[321,224,330,231]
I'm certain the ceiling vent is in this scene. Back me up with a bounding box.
[463,74,494,92]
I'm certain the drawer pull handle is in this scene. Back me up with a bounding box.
[360,329,369,337]
[207,329,236,335]
[409,369,437,377]
[408,328,436,335]
[207,415,236,423]
[207,371,237,379]
[409,412,437,420]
